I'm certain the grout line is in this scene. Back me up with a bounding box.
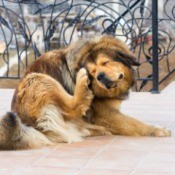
[15,144,62,175]
[31,144,62,165]
[129,138,163,175]
[76,136,117,175]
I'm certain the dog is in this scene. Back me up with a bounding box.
[0,35,171,150]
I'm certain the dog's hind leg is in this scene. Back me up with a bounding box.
[35,106,111,143]
[45,68,94,120]
[0,112,52,150]
[59,68,94,119]
[12,69,93,123]
[35,105,84,143]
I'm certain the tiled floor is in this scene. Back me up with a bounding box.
[0,83,175,175]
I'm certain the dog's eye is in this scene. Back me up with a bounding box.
[102,61,110,66]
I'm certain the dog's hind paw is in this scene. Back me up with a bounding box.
[2,112,19,127]
[75,68,94,115]
[76,68,91,89]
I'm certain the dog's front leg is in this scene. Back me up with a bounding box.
[91,110,171,137]
[112,113,171,137]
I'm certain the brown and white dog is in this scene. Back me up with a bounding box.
[0,35,171,150]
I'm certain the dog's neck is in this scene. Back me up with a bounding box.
[93,90,130,101]
[84,97,123,124]
[61,58,76,95]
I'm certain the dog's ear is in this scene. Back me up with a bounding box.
[115,51,140,67]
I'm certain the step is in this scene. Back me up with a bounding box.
[161,81,175,94]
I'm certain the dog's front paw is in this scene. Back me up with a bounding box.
[151,126,171,137]
[74,68,93,115]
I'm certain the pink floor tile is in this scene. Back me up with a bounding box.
[0,147,51,157]
[84,153,143,171]
[131,171,175,175]
[19,166,78,175]
[78,169,130,175]
[32,157,89,169]
[46,147,98,159]
[0,155,39,175]
[150,143,175,153]
[133,152,175,173]
[107,137,158,152]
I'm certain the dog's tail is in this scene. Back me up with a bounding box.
[0,112,52,150]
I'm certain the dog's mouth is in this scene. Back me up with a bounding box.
[98,79,117,89]
[104,81,117,89]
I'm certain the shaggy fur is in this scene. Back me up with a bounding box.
[0,35,171,150]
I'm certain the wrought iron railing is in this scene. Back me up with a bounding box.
[0,0,175,92]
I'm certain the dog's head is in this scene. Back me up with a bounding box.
[74,35,139,99]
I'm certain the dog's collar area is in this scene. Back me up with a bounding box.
[64,58,76,84]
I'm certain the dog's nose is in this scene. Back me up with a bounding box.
[119,73,124,80]
[97,72,105,80]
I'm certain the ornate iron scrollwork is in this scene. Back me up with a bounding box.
[0,0,175,91]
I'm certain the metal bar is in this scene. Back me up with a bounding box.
[102,0,141,34]
[159,69,175,85]
[151,0,159,93]
[137,78,152,81]
[0,76,20,79]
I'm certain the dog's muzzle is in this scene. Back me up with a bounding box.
[97,72,123,89]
